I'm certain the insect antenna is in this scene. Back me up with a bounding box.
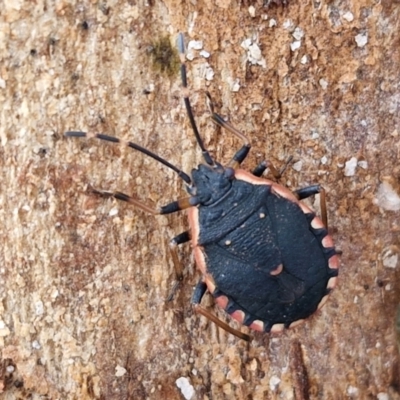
[64,131,192,185]
[178,33,214,166]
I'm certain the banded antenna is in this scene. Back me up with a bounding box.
[178,33,214,166]
[64,131,192,185]
[65,33,213,184]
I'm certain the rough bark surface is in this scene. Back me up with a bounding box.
[1,0,399,399]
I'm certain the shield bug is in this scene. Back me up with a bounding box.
[65,33,339,341]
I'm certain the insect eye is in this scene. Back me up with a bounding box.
[224,167,235,179]
[186,185,197,195]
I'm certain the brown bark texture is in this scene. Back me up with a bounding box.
[1,0,400,399]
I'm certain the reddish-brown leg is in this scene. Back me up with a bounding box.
[192,281,252,342]
[91,188,200,215]
[294,185,328,228]
[205,92,251,169]
[252,156,293,179]
[167,231,190,301]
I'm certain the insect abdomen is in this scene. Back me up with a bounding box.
[201,190,336,331]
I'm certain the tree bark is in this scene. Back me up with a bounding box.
[1,0,399,398]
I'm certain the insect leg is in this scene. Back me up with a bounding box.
[206,93,251,169]
[294,184,321,199]
[294,185,327,228]
[396,305,400,353]
[251,161,268,177]
[252,156,293,179]
[167,231,191,301]
[289,340,310,399]
[91,188,200,215]
[192,280,252,342]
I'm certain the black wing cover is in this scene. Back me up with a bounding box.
[197,180,333,330]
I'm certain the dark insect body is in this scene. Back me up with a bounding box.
[65,33,339,341]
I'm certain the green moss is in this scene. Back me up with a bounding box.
[149,36,180,77]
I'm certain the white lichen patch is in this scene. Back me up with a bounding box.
[292,27,304,40]
[186,51,195,61]
[228,77,241,92]
[269,375,281,391]
[0,320,11,337]
[292,160,303,171]
[382,247,399,269]
[115,365,127,377]
[32,340,41,349]
[195,62,215,81]
[343,11,354,22]
[377,393,389,400]
[109,207,119,216]
[374,182,400,211]
[355,33,368,47]
[282,19,294,31]
[241,38,267,68]
[35,300,44,316]
[357,160,368,169]
[203,64,215,81]
[290,41,301,51]
[319,78,328,89]
[347,385,359,395]
[248,5,256,17]
[199,50,210,58]
[344,157,358,176]
[311,131,320,139]
[176,377,195,400]
[6,365,15,373]
[188,40,203,50]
